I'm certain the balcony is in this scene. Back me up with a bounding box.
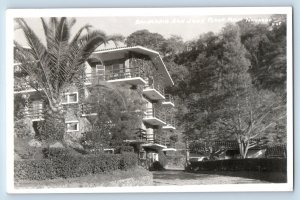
[143,108,166,126]
[84,66,147,86]
[14,78,39,93]
[162,117,176,130]
[143,80,165,100]
[141,134,176,150]
[20,107,45,121]
[105,66,147,85]
[162,94,175,107]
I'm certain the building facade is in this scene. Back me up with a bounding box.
[14,46,177,162]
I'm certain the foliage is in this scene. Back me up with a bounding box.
[114,145,134,154]
[36,112,65,143]
[126,29,165,53]
[83,83,146,148]
[15,159,55,180]
[80,131,111,153]
[237,15,287,93]
[167,21,287,158]
[149,161,165,171]
[15,152,138,180]
[14,137,44,160]
[158,151,168,168]
[14,118,33,138]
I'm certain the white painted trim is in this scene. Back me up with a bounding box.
[61,92,79,104]
[107,77,147,85]
[65,121,79,132]
[142,88,165,100]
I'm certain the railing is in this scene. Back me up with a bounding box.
[133,129,176,148]
[144,80,165,96]
[14,78,38,92]
[84,66,146,84]
[155,134,175,148]
[164,94,175,104]
[164,116,176,128]
[19,107,45,119]
[144,107,166,122]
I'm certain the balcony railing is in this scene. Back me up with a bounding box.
[162,94,175,106]
[14,78,38,93]
[84,66,146,85]
[20,107,45,120]
[163,116,176,130]
[143,107,166,126]
[143,80,165,100]
[132,129,176,149]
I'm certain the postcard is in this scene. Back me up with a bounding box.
[6,7,293,193]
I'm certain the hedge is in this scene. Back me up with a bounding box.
[186,158,287,173]
[15,152,138,180]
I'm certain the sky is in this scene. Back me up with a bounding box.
[14,14,272,48]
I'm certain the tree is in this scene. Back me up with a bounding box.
[173,23,287,158]
[125,29,165,53]
[237,16,287,93]
[82,82,146,149]
[14,17,123,145]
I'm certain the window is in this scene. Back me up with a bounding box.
[62,92,78,104]
[66,121,79,132]
[69,93,77,103]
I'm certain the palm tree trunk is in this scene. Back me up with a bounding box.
[39,105,66,147]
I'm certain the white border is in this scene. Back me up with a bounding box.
[6,7,293,193]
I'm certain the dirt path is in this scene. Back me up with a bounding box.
[152,170,270,186]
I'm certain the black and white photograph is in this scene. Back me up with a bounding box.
[5,7,293,193]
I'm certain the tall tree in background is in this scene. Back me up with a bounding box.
[14,17,123,145]
[125,29,165,53]
[174,23,287,158]
[238,15,287,93]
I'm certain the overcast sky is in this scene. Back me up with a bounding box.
[14,14,271,49]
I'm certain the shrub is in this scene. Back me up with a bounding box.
[115,145,134,154]
[149,161,165,171]
[14,118,33,138]
[14,137,44,160]
[186,158,287,173]
[119,152,138,170]
[15,159,55,180]
[158,151,168,168]
[14,152,138,180]
[42,147,72,159]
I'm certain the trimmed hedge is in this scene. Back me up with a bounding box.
[186,158,286,173]
[15,151,138,180]
[114,146,134,154]
[14,159,55,180]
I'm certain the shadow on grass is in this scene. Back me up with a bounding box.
[152,170,287,183]
[195,170,287,183]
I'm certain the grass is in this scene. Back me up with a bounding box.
[15,166,153,189]
[152,170,285,186]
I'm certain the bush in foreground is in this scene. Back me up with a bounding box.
[15,151,138,180]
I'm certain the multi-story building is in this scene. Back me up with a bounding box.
[14,46,176,162]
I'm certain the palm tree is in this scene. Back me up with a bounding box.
[14,17,123,146]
